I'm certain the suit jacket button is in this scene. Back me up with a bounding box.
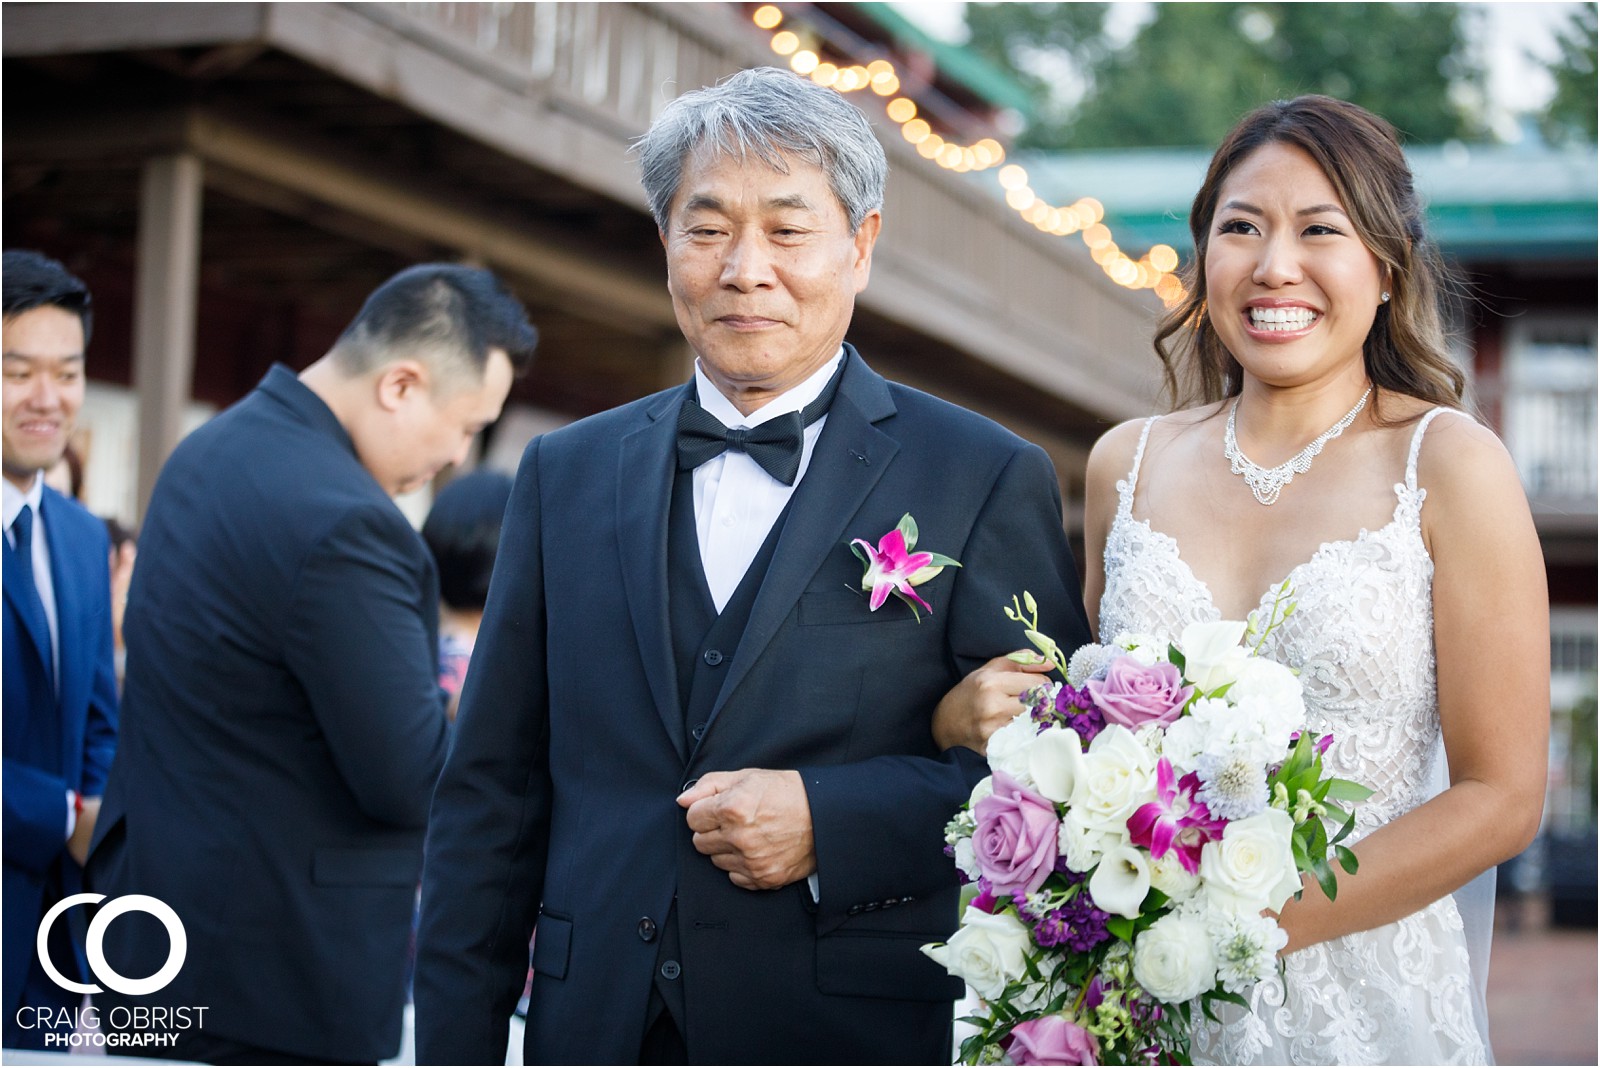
[691,723,706,741]
[637,918,658,942]
[846,905,863,916]
[703,649,724,666]
[660,960,681,980]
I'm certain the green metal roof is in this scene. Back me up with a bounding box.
[1008,142,1598,262]
[853,2,1035,118]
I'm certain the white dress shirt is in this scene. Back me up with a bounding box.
[690,349,843,611]
[4,473,60,686]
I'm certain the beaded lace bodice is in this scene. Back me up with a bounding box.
[1099,409,1488,1065]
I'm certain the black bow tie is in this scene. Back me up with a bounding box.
[676,365,844,486]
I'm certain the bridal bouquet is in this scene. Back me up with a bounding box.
[923,588,1372,1065]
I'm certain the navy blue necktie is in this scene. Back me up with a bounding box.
[11,504,53,686]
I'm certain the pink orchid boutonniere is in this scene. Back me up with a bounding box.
[849,513,961,621]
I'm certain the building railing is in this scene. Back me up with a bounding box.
[1505,385,1599,502]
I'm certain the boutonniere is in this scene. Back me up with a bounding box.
[849,513,961,621]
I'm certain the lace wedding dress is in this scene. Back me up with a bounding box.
[1099,409,1492,1065]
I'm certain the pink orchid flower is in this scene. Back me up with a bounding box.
[852,526,937,612]
[849,514,960,620]
[1127,758,1225,874]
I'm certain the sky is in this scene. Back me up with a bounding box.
[887,1,1584,140]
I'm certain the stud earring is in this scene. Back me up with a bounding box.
[1381,291,1391,303]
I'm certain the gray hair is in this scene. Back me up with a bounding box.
[635,66,888,233]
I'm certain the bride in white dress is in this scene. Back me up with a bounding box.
[936,96,1548,1065]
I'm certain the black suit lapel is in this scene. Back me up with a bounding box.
[708,350,898,726]
[618,385,694,761]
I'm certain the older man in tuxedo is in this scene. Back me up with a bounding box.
[416,67,1091,1064]
[2,251,118,1051]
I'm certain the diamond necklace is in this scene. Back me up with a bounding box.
[1223,386,1372,506]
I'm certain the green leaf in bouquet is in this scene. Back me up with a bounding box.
[1107,916,1136,942]
[1329,806,1359,845]
[1200,988,1251,1022]
[1312,856,1339,901]
[1323,777,1375,803]
[896,513,919,550]
[923,551,963,569]
[1168,645,1187,674]
[1290,833,1312,872]
[1304,815,1329,855]
[1335,843,1359,875]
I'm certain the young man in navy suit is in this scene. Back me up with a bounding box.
[87,265,537,1063]
[416,68,1093,1064]
[2,251,118,1050]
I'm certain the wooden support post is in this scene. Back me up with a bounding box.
[132,152,203,521]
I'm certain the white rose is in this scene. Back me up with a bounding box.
[1132,911,1218,1003]
[1198,808,1302,914]
[1090,844,1152,919]
[1148,851,1202,904]
[984,712,1039,786]
[1180,620,1249,692]
[921,906,1034,1000]
[1029,726,1086,803]
[1059,811,1121,873]
[953,838,981,883]
[1070,725,1157,830]
[969,776,995,809]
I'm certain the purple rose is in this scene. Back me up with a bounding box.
[972,772,1059,897]
[1085,655,1192,730]
[1006,1015,1100,1066]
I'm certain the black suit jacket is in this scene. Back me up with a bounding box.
[87,365,449,1062]
[416,349,1090,1064]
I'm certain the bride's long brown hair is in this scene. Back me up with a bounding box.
[1154,95,1466,420]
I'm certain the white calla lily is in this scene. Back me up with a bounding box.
[1089,844,1152,919]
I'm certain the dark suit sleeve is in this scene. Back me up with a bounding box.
[801,442,1091,927]
[3,759,69,873]
[414,442,552,1066]
[283,505,448,828]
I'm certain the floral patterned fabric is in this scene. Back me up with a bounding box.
[1098,410,1488,1066]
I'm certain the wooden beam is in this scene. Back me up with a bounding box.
[1,2,266,57]
[179,111,676,331]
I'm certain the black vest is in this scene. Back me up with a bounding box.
[650,469,794,1035]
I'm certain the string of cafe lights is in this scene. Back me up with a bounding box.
[750,4,1186,305]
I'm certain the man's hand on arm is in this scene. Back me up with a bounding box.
[932,652,1055,753]
[678,769,815,890]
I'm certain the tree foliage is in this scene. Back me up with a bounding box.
[1539,2,1598,144]
[966,2,1488,148]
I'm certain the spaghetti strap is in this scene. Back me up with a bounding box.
[1405,407,1462,492]
[1117,416,1161,517]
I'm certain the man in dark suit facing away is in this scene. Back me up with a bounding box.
[88,264,537,1064]
[415,68,1092,1065]
[2,251,119,1051]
